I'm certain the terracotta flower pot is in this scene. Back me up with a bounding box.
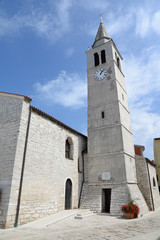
[134,213,139,218]
[125,213,134,219]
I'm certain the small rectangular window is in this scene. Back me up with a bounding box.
[94,53,99,66]
[101,50,106,64]
[117,57,121,69]
[115,52,121,69]
[101,111,105,118]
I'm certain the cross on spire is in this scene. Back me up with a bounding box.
[99,12,103,22]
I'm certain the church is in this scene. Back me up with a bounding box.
[0,19,160,229]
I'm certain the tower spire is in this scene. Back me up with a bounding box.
[92,17,111,49]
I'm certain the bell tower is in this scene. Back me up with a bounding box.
[80,18,148,215]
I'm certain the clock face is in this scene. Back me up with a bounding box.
[94,68,107,80]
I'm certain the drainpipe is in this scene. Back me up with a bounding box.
[78,150,85,208]
[146,160,155,211]
[14,106,32,227]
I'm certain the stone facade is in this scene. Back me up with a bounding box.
[154,138,160,191]
[147,160,160,209]
[80,20,149,216]
[0,93,87,228]
[135,155,153,210]
[0,93,31,228]
[135,145,160,211]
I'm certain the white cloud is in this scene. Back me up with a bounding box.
[0,11,23,36]
[152,11,160,35]
[34,70,87,109]
[124,47,160,159]
[132,7,160,38]
[135,8,150,37]
[125,47,160,102]
[106,12,133,36]
[79,0,109,10]
[65,47,74,57]
[0,0,72,42]
[87,6,160,39]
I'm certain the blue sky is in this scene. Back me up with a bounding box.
[0,0,160,160]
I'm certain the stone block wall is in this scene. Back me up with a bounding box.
[154,138,160,191]
[0,93,87,228]
[0,93,30,228]
[135,155,153,210]
[147,162,160,209]
[80,183,148,216]
[135,155,160,211]
[17,108,87,226]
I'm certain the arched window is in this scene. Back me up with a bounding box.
[115,52,121,69]
[65,140,70,158]
[94,53,99,66]
[153,177,156,187]
[101,50,106,64]
[65,179,72,210]
[65,137,73,159]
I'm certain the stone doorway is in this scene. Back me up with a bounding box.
[65,179,72,210]
[102,189,111,213]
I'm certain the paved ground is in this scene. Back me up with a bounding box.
[1,209,160,240]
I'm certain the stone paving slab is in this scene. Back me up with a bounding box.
[0,209,160,240]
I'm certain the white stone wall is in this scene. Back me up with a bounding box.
[18,109,87,225]
[0,94,87,228]
[135,155,153,210]
[0,93,30,228]
[80,183,148,216]
[83,31,149,216]
[135,155,160,211]
[148,162,160,210]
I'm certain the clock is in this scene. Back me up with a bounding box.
[94,68,107,80]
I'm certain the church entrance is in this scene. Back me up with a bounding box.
[65,179,72,210]
[102,189,111,213]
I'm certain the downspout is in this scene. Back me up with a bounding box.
[14,106,32,227]
[78,151,85,208]
[146,161,155,211]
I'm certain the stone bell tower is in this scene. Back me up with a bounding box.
[80,18,148,215]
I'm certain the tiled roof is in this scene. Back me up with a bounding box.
[0,91,32,102]
[31,106,87,138]
[145,158,156,167]
[0,91,86,138]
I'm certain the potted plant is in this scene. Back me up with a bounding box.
[121,201,140,219]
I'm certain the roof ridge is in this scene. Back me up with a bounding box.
[0,91,32,102]
[31,106,87,138]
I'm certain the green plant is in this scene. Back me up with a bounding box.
[121,201,140,214]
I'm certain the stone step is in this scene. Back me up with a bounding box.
[74,210,95,220]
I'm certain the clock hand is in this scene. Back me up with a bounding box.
[100,69,103,75]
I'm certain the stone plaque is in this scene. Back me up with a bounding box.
[102,172,110,180]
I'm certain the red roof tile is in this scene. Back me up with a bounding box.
[0,91,32,102]
[31,106,87,138]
